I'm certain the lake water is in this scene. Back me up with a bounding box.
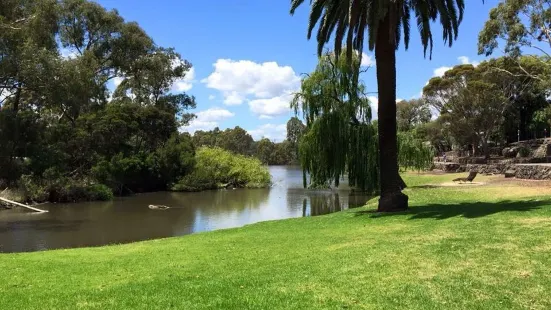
[0,166,371,253]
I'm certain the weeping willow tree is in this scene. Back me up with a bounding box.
[292,51,433,192]
[292,50,379,192]
[398,131,435,172]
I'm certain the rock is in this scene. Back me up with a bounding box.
[433,162,461,172]
[533,143,551,158]
[502,147,518,158]
[504,170,516,178]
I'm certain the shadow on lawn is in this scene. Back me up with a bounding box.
[356,199,551,220]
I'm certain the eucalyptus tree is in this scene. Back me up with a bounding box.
[423,64,509,158]
[291,0,467,212]
[396,99,431,132]
[479,0,551,59]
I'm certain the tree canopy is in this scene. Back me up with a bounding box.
[0,0,199,201]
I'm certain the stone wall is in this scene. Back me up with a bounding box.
[507,165,551,180]
[432,139,551,180]
[433,162,551,180]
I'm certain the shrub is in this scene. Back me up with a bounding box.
[173,147,271,191]
[518,147,531,158]
[86,184,114,201]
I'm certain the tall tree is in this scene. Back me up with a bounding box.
[291,0,467,212]
[286,116,306,162]
[396,99,431,132]
[479,0,551,60]
[292,51,379,191]
[479,0,551,92]
[423,64,509,158]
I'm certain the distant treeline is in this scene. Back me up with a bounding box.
[192,117,306,166]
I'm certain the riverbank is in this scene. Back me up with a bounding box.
[2,173,551,309]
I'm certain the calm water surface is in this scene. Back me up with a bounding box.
[0,166,371,253]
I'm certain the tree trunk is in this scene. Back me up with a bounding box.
[375,15,408,212]
[481,137,490,160]
[13,83,21,112]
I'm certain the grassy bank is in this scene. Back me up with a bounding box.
[2,173,551,309]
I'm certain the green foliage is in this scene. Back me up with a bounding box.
[17,171,114,203]
[396,99,431,132]
[290,0,466,59]
[255,138,275,165]
[173,147,271,192]
[414,120,453,154]
[193,125,298,165]
[479,0,551,60]
[0,0,197,202]
[518,146,531,158]
[292,50,379,192]
[398,132,435,171]
[423,63,510,157]
[86,184,114,201]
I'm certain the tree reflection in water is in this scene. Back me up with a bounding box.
[302,192,372,217]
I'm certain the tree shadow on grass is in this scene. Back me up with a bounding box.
[409,185,440,189]
[355,199,551,220]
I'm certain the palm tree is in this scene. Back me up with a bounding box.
[290,0,465,212]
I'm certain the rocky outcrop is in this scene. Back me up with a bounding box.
[514,165,551,180]
[502,147,519,158]
[433,162,461,172]
[533,143,551,159]
[434,162,551,180]
[432,139,551,180]
[465,164,508,175]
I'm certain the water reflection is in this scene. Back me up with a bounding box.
[0,166,372,253]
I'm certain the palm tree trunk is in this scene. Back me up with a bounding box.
[375,15,408,212]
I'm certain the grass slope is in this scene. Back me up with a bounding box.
[2,173,551,309]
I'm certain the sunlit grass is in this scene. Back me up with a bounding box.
[1,173,551,309]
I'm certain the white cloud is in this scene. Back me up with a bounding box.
[195,107,234,122]
[202,59,301,107]
[248,123,287,142]
[248,93,293,117]
[433,56,480,77]
[458,56,479,66]
[458,56,470,65]
[433,66,452,77]
[223,91,244,105]
[259,115,273,120]
[184,120,218,133]
[173,67,195,92]
[208,95,216,100]
[360,52,374,67]
[182,107,234,133]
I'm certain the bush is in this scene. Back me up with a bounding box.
[86,184,114,201]
[18,171,113,203]
[518,147,531,158]
[173,147,271,191]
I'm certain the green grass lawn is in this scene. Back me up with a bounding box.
[2,173,551,309]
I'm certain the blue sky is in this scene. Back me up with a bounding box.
[97,0,500,141]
